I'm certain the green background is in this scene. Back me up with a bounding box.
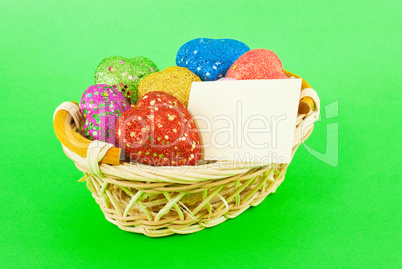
[1,0,400,268]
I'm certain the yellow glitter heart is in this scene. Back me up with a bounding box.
[138,66,201,107]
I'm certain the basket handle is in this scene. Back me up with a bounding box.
[53,101,121,165]
[283,70,319,114]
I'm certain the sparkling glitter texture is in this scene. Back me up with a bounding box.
[94,56,159,104]
[116,91,202,166]
[226,49,288,80]
[83,111,119,146]
[176,38,250,81]
[138,66,201,107]
[80,84,130,146]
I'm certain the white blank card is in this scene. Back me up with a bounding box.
[187,79,301,164]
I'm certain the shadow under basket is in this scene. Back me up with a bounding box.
[53,70,320,237]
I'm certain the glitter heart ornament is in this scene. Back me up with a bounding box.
[116,91,202,166]
[80,84,130,118]
[138,66,201,107]
[226,49,288,80]
[80,84,130,146]
[176,38,250,81]
[94,56,159,104]
[83,111,120,146]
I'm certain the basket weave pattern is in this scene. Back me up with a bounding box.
[54,73,320,237]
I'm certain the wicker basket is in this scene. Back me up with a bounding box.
[53,70,320,237]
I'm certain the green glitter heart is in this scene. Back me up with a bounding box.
[94,55,159,104]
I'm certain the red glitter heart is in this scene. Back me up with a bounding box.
[226,49,288,80]
[116,91,202,166]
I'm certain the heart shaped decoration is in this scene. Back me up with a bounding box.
[226,49,288,80]
[94,56,159,104]
[176,38,250,81]
[138,66,200,107]
[80,84,130,146]
[116,91,202,166]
